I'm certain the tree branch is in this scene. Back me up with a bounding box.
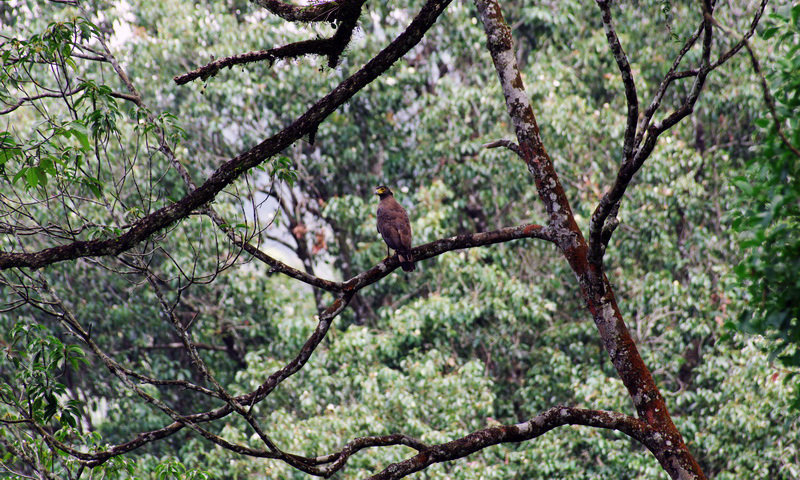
[70,292,353,467]
[32,222,550,468]
[473,1,710,478]
[365,406,653,480]
[586,0,767,268]
[342,223,552,291]
[710,2,798,158]
[596,0,638,163]
[175,0,366,84]
[0,85,85,114]
[0,0,454,272]
[251,0,347,23]
[482,138,523,158]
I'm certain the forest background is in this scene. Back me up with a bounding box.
[1,0,799,479]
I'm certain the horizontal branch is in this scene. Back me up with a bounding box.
[0,0,453,272]
[301,433,429,476]
[173,39,331,86]
[482,138,523,158]
[121,342,229,352]
[1,85,85,114]
[366,406,654,480]
[342,223,552,292]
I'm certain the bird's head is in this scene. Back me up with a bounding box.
[374,185,393,198]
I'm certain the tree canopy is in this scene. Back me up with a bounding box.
[1,1,798,479]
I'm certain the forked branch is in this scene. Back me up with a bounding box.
[588,0,768,268]
[474,0,709,478]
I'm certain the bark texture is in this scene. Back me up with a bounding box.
[472,1,707,478]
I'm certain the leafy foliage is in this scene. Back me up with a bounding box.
[732,5,800,405]
[0,1,798,479]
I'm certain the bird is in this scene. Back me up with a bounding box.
[375,185,415,272]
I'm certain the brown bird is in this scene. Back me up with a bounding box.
[375,185,415,272]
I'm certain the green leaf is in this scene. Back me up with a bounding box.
[25,166,39,188]
[69,124,91,151]
[762,26,780,40]
[0,146,22,165]
[754,117,771,129]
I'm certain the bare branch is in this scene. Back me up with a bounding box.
[211,209,344,292]
[175,0,366,85]
[343,223,552,291]
[365,406,653,480]
[121,342,229,352]
[586,1,773,268]
[309,434,428,474]
[744,46,800,158]
[474,1,709,478]
[634,22,704,151]
[0,0,454,272]
[710,3,799,158]
[28,277,281,464]
[708,0,769,71]
[596,0,638,163]
[173,40,332,86]
[23,220,550,468]
[0,85,86,114]
[471,0,581,250]
[482,138,523,158]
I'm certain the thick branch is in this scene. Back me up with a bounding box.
[175,0,365,84]
[305,434,428,476]
[366,406,653,480]
[471,0,582,251]
[251,0,346,22]
[474,1,708,478]
[0,0,453,272]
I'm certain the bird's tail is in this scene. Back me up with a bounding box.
[398,252,416,272]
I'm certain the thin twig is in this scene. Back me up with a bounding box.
[482,139,523,158]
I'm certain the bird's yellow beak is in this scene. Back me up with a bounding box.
[374,186,386,195]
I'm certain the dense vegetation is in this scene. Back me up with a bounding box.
[1,0,798,479]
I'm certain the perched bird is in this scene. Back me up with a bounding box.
[375,185,415,272]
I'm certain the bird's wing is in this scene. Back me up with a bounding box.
[395,213,412,251]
